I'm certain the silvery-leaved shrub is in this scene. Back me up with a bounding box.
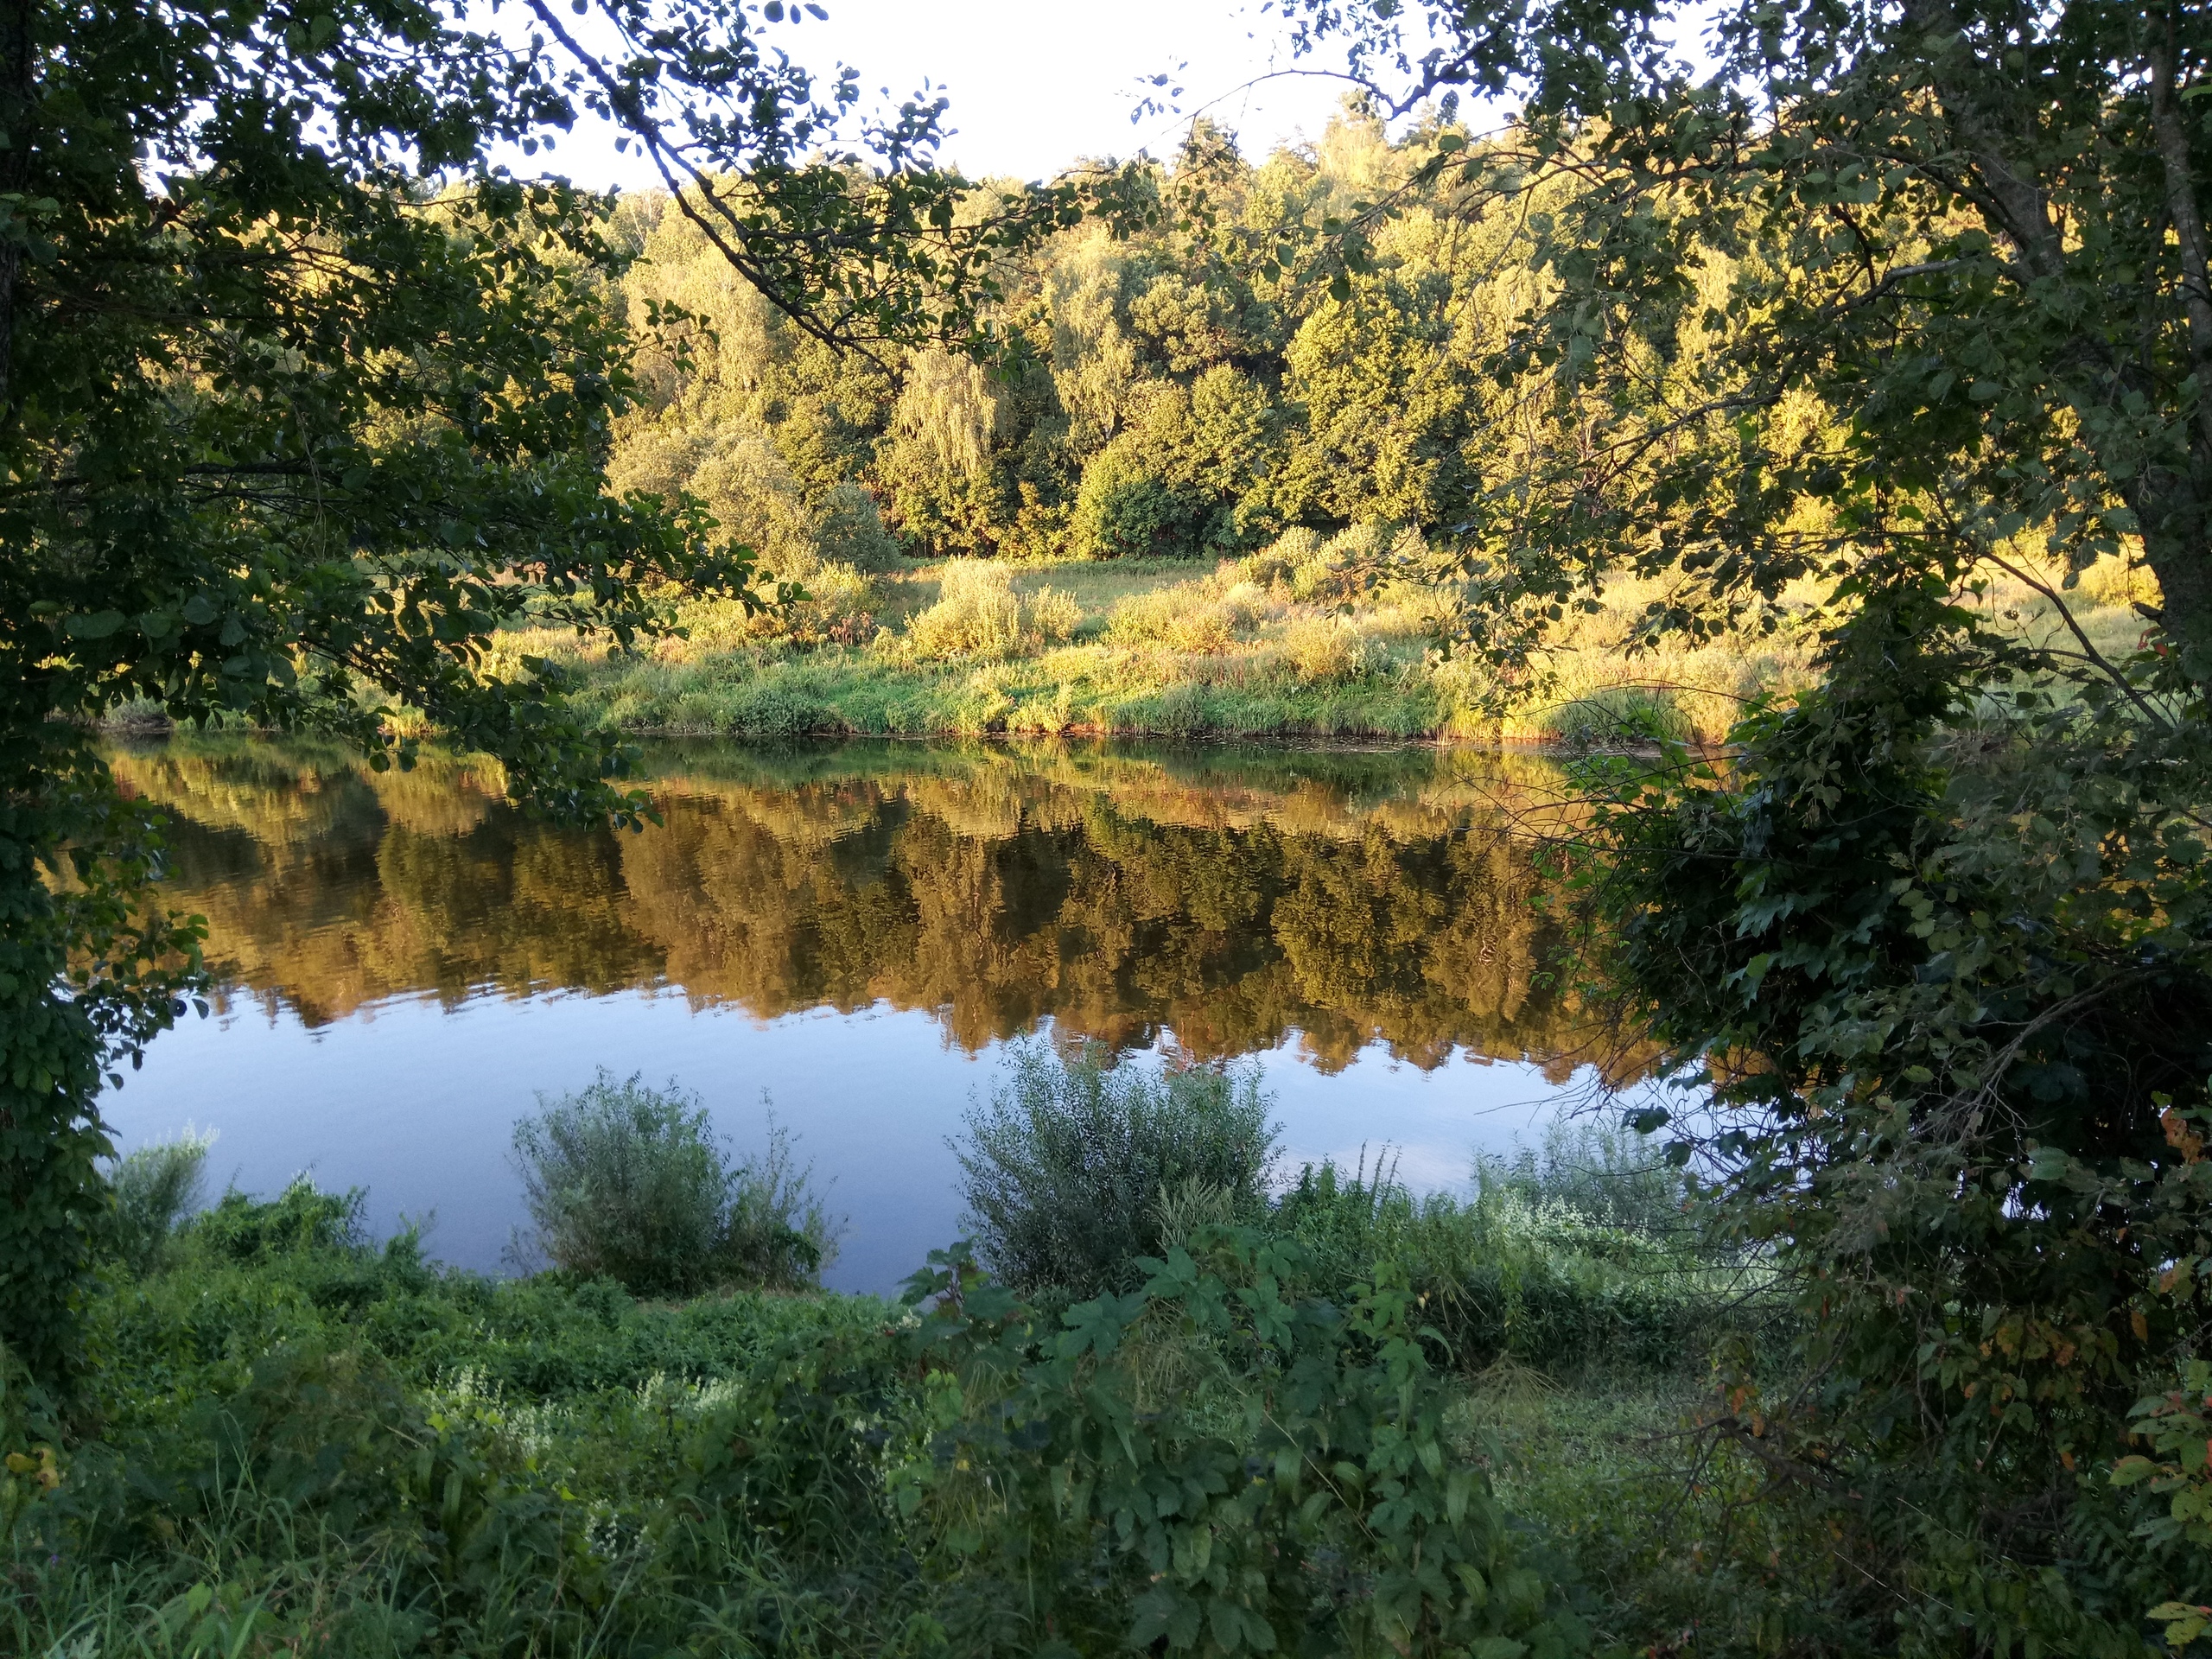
[955,1041,1277,1300]
[512,1071,836,1296]
[108,1125,218,1274]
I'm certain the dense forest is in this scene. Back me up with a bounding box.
[517,105,2154,751]
[606,106,1497,568]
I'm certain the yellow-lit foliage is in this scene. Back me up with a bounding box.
[901,563,1081,659]
[111,740,1630,1078]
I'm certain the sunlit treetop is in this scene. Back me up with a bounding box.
[2,0,1090,812]
[1278,0,2212,702]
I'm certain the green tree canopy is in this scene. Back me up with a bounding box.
[1269,0,2212,1646]
[0,0,1068,1382]
[1288,0,2212,675]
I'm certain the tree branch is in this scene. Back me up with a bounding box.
[1979,548,2173,731]
[2150,6,2212,451]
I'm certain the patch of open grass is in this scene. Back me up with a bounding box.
[404,531,2166,748]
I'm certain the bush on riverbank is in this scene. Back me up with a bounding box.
[1272,1147,1729,1379]
[512,1071,838,1295]
[952,1048,1738,1380]
[955,1041,1278,1300]
[106,1125,218,1275]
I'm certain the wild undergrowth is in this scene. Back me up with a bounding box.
[4,1052,1815,1657]
[106,1125,219,1277]
[5,1189,910,1659]
[6,1177,1606,1659]
[952,1047,1745,1384]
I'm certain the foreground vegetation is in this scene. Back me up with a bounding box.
[7,1058,1765,1657]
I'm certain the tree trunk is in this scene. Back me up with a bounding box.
[2139,10,2212,674]
[0,0,35,422]
[1905,0,2212,674]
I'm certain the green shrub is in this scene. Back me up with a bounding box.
[1273,1135,1719,1377]
[897,1234,1592,1657]
[1025,582,1082,644]
[720,1116,840,1290]
[1472,1115,1690,1238]
[901,561,1029,658]
[815,480,903,572]
[955,1041,1278,1299]
[1277,612,1371,683]
[512,1071,727,1294]
[1071,445,1214,558]
[107,1125,217,1274]
[1116,678,1236,735]
[1103,583,1254,652]
[97,694,174,732]
[512,1071,837,1296]
[189,1173,365,1262]
[1535,685,1695,749]
[1235,526,1319,588]
[721,677,845,736]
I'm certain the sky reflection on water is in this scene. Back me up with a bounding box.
[102,989,1599,1293]
[99,737,1639,1292]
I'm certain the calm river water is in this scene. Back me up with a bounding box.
[99,737,1648,1293]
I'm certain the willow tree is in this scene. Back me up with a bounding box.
[0,0,1075,1385]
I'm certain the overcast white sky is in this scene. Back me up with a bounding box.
[498,0,1403,190]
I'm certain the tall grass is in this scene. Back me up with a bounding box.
[106,1125,218,1274]
[193,1174,366,1260]
[899,562,1078,659]
[512,1071,837,1295]
[1272,1131,1721,1377]
[955,1041,1278,1299]
[5,1182,912,1659]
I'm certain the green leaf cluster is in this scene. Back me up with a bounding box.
[895,1232,1589,1658]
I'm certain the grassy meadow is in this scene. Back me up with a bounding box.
[5,1053,1831,1659]
[482,531,2162,747]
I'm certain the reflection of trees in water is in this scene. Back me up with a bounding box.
[109,739,1618,1072]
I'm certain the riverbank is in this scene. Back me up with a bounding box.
[493,544,1823,747]
[100,543,2158,751]
[6,1139,1787,1658]
[471,541,2159,747]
